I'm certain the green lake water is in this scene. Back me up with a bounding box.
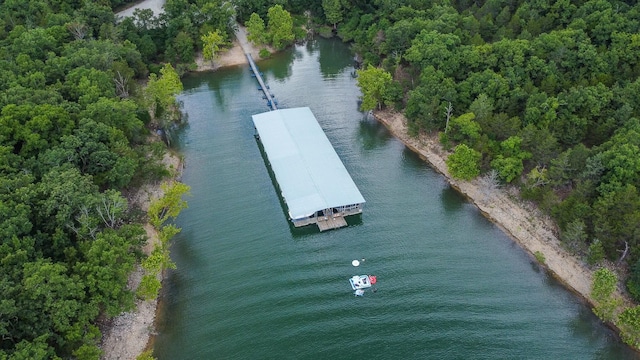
[154,38,637,359]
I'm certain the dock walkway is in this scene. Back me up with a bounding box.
[317,215,348,232]
[233,26,278,110]
[245,53,277,110]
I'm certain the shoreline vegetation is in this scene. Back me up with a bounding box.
[99,150,184,360]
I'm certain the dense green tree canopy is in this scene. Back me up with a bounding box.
[322,0,343,28]
[356,64,393,112]
[267,4,295,50]
[201,30,225,63]
[246,12,267,45]
[0,0,181,357]
[446,144,481,180]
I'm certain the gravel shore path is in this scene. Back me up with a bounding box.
[115,0,166,19]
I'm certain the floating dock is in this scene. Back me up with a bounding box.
[243,42,364,231]
[252,107,365,231]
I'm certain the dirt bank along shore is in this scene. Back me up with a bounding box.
[99,152,182,360]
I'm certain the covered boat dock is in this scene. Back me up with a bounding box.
[252,107,365,231]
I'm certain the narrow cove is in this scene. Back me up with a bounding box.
[154,38,636,359]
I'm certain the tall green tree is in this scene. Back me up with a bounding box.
[322,0,343,29]
[245,12,267,45]
[267,5,294,50]
[446,144,481,180]
[490,136,531,183]
[144,63,184,144]
[166,31,195,64]
[449,112,481,144]
[592,184,640,260]
[405,30,462,78]
[618,306,640,349]
[0,104,74,159]
[356,64,393,111]
[591,267,621,322]
[201,30,224,64]
[148,182,190,228]
[17,259,86,354]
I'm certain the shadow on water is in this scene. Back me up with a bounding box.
[317,38,354,78]
[357,116,392,150]
[440,185,467,213]
[180,66,247,110]
[181,65,243,88]
[529,255,546,273]
[288,212,364,239]
[289,223,320,239]
[344,212,363,226]
[258,47,298,81]
[569,307,629,359]
[254,136,289,213]
[401,147,427,170]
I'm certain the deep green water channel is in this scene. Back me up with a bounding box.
[154,38,636,359]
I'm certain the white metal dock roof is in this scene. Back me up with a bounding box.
[252,107,365,220]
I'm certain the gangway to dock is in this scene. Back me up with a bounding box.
[245,53,278,110]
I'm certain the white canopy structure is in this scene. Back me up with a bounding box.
[252,107,365,230]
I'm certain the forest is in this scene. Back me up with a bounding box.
[1,0,640,358]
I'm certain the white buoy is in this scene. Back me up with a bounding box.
[352,259,360,267]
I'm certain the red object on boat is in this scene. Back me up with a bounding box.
[369,275,377,284]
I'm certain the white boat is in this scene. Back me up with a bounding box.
[349,275,376,290]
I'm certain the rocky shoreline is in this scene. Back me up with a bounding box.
[99,153,183,360]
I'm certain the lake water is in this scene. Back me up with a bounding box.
[154,38,637,359]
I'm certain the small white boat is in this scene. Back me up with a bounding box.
[349,275,377,290]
